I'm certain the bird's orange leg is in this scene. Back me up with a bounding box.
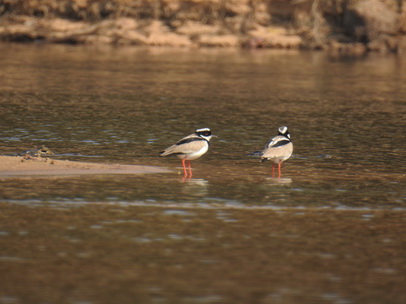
[278,162,282,178]
[187,160,193,177]
[181,159,188,177]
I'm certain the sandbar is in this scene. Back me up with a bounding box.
[0,156,170,177]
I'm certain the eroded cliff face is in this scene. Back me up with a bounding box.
[0,0,405,54]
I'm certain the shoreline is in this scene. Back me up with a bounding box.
[0,156,170,177]
[1,0,405,55]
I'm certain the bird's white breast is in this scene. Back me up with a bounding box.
[177,143,209,160]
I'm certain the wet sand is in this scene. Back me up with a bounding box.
[0,156,170,177]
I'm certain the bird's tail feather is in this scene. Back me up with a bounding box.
[247,150,263,157]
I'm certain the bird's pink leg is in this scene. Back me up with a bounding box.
[188,160,193,177]
[278,162,282,178]
[181,159,188,177]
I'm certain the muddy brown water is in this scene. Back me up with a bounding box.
[0,44,405,304]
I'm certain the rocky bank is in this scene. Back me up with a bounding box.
[0,0,405,55]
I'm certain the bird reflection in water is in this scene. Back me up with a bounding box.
[180,178,209,197]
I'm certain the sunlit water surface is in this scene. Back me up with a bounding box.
[0,44,405,304]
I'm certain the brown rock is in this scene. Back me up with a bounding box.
[142,20,193,46]
[197,34,240,47]
[344,0,398,42]
[176,21,222,36]
[245,26,302,48]
[328,40,367,57]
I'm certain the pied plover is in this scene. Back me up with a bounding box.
[260,126,293,178]
[159,128,213,177]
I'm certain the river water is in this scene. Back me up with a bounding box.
[0,44,405,304]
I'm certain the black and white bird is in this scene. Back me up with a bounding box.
[260,126,293,178]
[159,128,213,177]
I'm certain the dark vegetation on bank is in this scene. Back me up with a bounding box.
[0,0,405,55]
